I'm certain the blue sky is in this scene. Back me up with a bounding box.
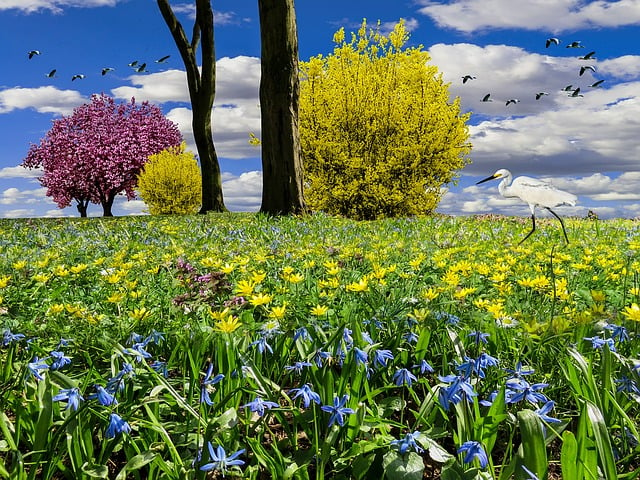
[0,0,639,218]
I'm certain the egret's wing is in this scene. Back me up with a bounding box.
[511,176,577,208]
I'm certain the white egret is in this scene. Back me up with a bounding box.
[476,169,577,244]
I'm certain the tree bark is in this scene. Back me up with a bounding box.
[258,0,306,215]
[76,198,89,217]
[156,0,226,213]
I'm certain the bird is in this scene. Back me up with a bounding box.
[566,41,584,48]
[476,168,577,244]
[535,92,549,100]
[71,74,85,81]
[45,69,57,78]
[28,50,41,59]
[589,79,605,88]
[505,99,520,106]
[101,67,115,76]
[135,63,147,73]
[128,60,139,67]
[569,87,583,97]
[579,51,596,60]
[561,84,575,92]
[481,93,493,102]
[545,37,560,48]
[155,55,170,63]
[462,75,476,84]
[580,65,596,76]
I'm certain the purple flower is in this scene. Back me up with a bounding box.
[457,440,488,468]
[241,396,279,417]
[289,383,321,408]
[200,442,245,475]
[321,395,355,427]
[106,413,131,438]
[53,387,83,411]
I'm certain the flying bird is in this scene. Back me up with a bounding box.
[569,87,583,97]
[561,85,575,92]
[535,92,549,100]
[580,65,596,76]
[579,51,596,60]
[101,67,115,76]
[545,37,560,48]
[566,41,584,48]
[28,50,41,59]
[462,75,476,84]
[71,74,85,81]
[476,168,577,244]
[128,60,139,67]
[505,99,520,106]
[481,93,493,102]
[135,63,147,73]
[155,55,170,63]
[45,69,57,78]
[589,79,605,88]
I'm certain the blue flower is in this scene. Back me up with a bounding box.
[241,396,279,417]
[361,331,374,345]
[393,368,417,387]
[534,400,562,424]
[583,335,616,352]
[284,361,313,375]
[90,385,118,406]
[289,383,321,408]
[3,329,25,346]
[391,431,424,455]
[373,349,394,369]
[50,350,72,370]
[321,395,355,427]
[144,330,165,345]
[123,343,152,363]
[402,331,419,344]
[603,323,628,342]
[250,336,273,354]
[506,379,549,405]
[468,331,490,345]
[150,360,168,377]
[27,356,49,381]
[200,442,245,475]
[200,363,224,406]
[293,327,311,342]
[615,376,640,395]
[434,311,460,326]
[342,328,353,345]
[504,361,535,379]
[438,374,477,410]
[457,440,488,469]
[312,349,331,367]
[106,413,131,438]
[354,347,369,367]
[521,465,541,480]
[413,359,434,374]
[53,387,83,411]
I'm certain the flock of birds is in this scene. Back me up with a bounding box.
[465,37,604,106]
[27,50,171,81]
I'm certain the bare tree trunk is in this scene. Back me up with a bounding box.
[258,0,306,215]
[156,0,225,213]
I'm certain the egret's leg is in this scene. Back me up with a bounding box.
[518,214,536,245]
[546,208,569,244]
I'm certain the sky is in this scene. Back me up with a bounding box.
[0,0,639,219]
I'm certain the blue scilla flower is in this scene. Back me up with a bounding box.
[342,328,353,345]
[506,379,549,405]
[50,350,72,370]
[457,440,488,469]
[3,329,25,346]
[393,368,417,387]
[434,311,460,326]
[391,431,424,455]
[105,413,131,438]
[468,331,490,346]
[402,331,419,344]
[504,361,535,379]
[373,349,394,369]
[413,359,434,374]
[126,332,144,345]
[90,385,118,406]
[354,347,369,367]
[603,323,628,342]
[123,343,152,363]
[289,383,321,408]
[615,376,640,395]
[284,361,313,376]
[534,400,562,424]
[361,331,374,345]
[27,356,49,381]
[293,327,311,342]
[242,396,279,417]
[53,387,84,411]
[250,336,273,354]
[144,329,165,345]
[321,395,355,427]
[200,442,245,475]
[150,360,168,377]
[312,349,331,367]
[438,374,477,411]
[200,363,224,406]
[583,335,616,352]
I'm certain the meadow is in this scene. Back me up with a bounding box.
[0,212,638,480]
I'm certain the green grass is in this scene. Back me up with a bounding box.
[0,212,638,479]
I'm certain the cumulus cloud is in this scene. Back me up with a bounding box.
[416,0,640,33]
[222,171,262,211]
[0,0,120,14]
[0,186,47,206]
[0,86,85,115]
[0,166,42,179]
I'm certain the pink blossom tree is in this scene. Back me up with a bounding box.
[22,93,182,217]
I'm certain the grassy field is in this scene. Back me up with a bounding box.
[0,212,639,479]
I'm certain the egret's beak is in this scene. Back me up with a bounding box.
[476,174,497,185]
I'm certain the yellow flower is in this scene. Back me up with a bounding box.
[220,263,235,274]
[53,265,70,277]
[622,303,640,322]
[282,266,295,277]
[70,263,88,274]
[268,305,287,319]
[215,315,242,334]
[486,301,506,319]
[422,287,439,302]
[590,290,606,303]
[209,307,232,321]
[346,278,368,292]
[105,273,122,284]
[0,275,10,289]
[201,256,220,269]
[47,303,65,315]
[235,280,256,297]
[33,272,50,284]
[454,287,477,300]
[408,308,429,322]
[12,260,27,270]
[251,271,267,283]
[107,291,126,303]
[628,287,639,297]
[442,270,460,288]
[310,304,329,316]
[408,254,425,270]
[250,292,273,306]
[285,272,305,284]
[129,307,151,321]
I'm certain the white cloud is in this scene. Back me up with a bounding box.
[0,86,85,115]
[3,208,36,218]
[222,171,262,211]
[0,166,42,178]
[416,0,640,33]
[0,186,47,205]
[0,0,119,14]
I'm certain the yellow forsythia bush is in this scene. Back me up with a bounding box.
[299,20,471,220]
[137,142,202,215]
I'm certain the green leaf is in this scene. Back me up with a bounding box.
[561,431,579,480]
[81,462,109,478]
[115,450,158,479]
[585,401,618,480]
[516,410,547,480]
[352,454,376,480]
[382,451,425,480]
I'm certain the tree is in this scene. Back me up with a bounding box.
[299,21,471,220]
[156,0,226,214]
[22,94,181,217]
[258,0,306,215]
[137,142,202,215]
